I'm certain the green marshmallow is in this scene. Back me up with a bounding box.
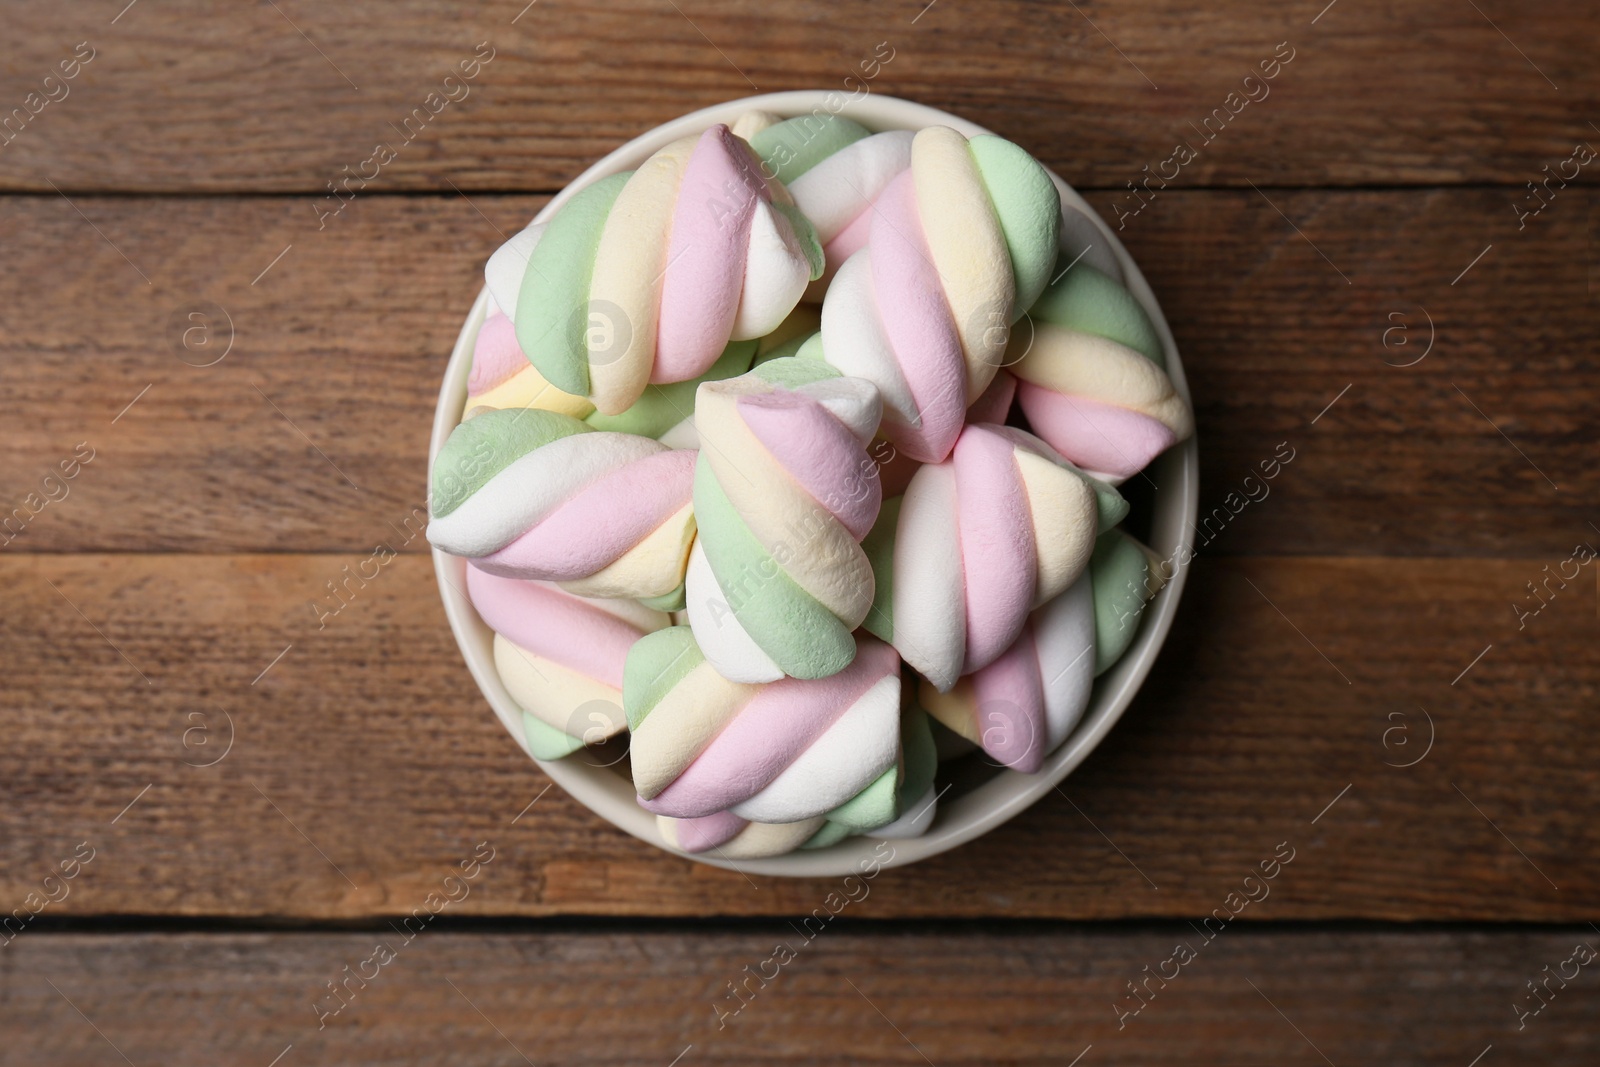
[896,701,938,814]
[968,135,1061,321]
[693,458,857,679]
[860,495,900,643]
[750,114,872,183]
[637,582,687,614]
[826,764,901,832]
[748,351,839,390]
[585,340,758,438]
[1091,529,1155,674]
[1030,261,1164,367]
[801,698,941,850]
[521,711,587,761]
[800,819,855,850]
[623,626,704,731]
[793,333,828,363]
[773,201,826,280]
[1086,472,1131,532]
[431,408,590,517]
[753,333,815,366]
[515,171,631,396]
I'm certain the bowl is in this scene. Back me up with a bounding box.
[430,91,1198,877]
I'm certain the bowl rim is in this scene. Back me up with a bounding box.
[430,90,1199,878]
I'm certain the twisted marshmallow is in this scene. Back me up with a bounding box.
[466,309,593,419]
[820,126,1061,462]
[485,125,823,415]
[918,529,1165,771]
[429,408,695,608]
[583,338,757,447]
[656,697,940,857]
[467,567,668,760]
[656,811,825,858]
[625,627,903,828]
[468,306,763,445]
[1010,260,1193,483]
[587,306,823,450]
[738,111,915,297]
[801,700,941,851]
[684,357,884,682]
[862,423,1126,692]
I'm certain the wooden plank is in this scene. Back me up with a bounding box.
[1,190,1594,557]
[5,928,1595,1064]
[0,0,1592,193]
[3,552,1594,921]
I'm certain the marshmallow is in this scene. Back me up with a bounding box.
[584,339,758,443]
[918,529,1166,771]
[467,307,759,437]
[684,357,885,681]
[600,306,825,450]
[819,127,1061,462]
[656,812,827,859]
[433,111,1187,863]
[862,423,1127,692]
[1010,260,1193,483]
[658,699,938,857]
[486,125,824,416]
[466,308,594,419]
[467,568,669,759]
[801,700,941,849]
[744,112,915,298]
[429,408,696,608]
[625,627,903,825]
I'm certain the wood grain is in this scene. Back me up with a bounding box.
[2,0,1594,1053]
[7,928,1595,1064]
[1,190,1593,557]
[3,552,1594,920]
[0,0,1592,194]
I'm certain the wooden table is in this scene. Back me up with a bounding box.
[3,1,1595,1062]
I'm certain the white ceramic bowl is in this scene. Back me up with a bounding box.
[431,91,1198,877]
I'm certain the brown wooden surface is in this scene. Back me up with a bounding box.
[2,189,1594,557]
[3,553,1594,920]
[3,0,1597,1060]
[1,1,1596,193]
[5,928,1596,1065]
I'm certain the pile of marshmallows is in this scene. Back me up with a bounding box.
[429,110,1194,859]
